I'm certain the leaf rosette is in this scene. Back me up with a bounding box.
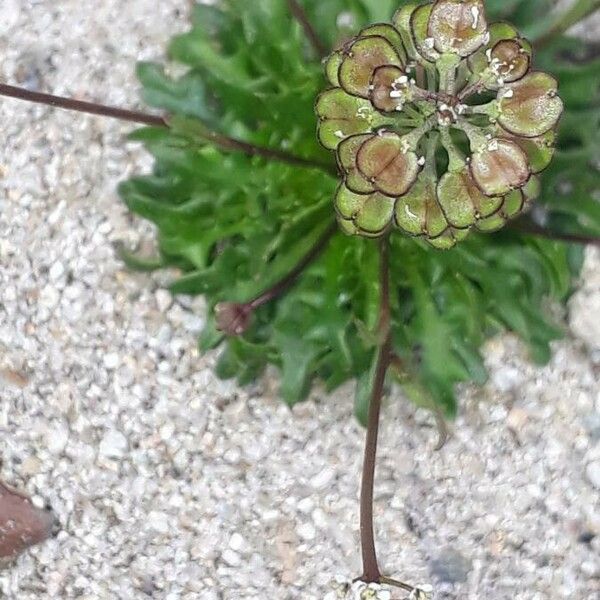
[316,0,563,248]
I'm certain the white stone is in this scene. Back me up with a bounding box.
[155,289,173,312]
[98,429,128,459]
[49,261,66,281]
[297,522,316,541]
[148,511,170,535]
[228,533,245,552]
[585,461,600,489]
[310,467,336,490]
[103,353,120,369]
[40,285,61,309]
[46,424,70,455]
[221,549,242,567]
[0,0,20,35]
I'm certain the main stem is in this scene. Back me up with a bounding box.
[0,83,335,175]
[360,236,392,583]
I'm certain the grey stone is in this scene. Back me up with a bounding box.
[430,548,472,584]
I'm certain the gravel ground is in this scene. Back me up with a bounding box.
[0,2,599,599]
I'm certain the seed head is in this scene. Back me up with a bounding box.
[316,0,562,248]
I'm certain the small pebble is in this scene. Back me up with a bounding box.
[98,430,128,459]
[585,461,600,490]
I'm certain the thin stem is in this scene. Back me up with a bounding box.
[360,236,392,583]
[440,127,466,172]
[404,117,436,151]
[458,80,484,101]
[402,104,425,124]
[534,0,600,49]
[509,219,600,247]
[0,82,166,127]
[378,576,416,593]
[249,221,338,309]
[0,82,335,175]
[437,54,460,95]
[194,126,337,175]
[287,0,328,58]
[215,222,337,335]
[415,64,426,90]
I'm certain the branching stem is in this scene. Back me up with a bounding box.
[0,82,336,175]
[359,236,392,583]
[0,82,167,127]
[287,0,328,58]
[215,222,338,336]
[248,222,338,310]
[509,220,600,247]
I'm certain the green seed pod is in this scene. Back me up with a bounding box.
[428,0,488,58]
[497,72,563,137]
[356,132,422,197]
[316,0,563,248]
[339,36,403,98]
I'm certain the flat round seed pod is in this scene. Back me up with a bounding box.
[370,65,408,112]
[392,3,421,61]
[522,175,541,202]
[360,23,407,63]
[475,213,506,232]
[339,36,402,98]
[470,139,530,196]
[316,88,381,150]
[488,21,519,42]
[354,193,396,235]
[428,0,488,58]
[488,38,531,83]
[498,72,563,137]
[394,175,448,237]
[467,21,520,76]
[356,133,421,197]
[334,184,366,219]
[337,134,377,194]
[325,51,343,86]
[502,129,555,174]
[334,185,395,236]
[410,4,439,62]
[500,189,525,218]
[337,216,359,236]
[317,2,561,244]
[437,167,501,227]
[427,227,469,249]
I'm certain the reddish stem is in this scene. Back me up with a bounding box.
[359,236,392,583]
[0,83,335,174]
[287,0,328,58]
[216,222,337,336]
[248,222,338,310]
[0,83,166,127]
[509,219,600,247]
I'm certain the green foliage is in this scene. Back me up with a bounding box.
[121,0,598,419]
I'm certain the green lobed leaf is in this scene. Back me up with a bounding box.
[121,0,595,422]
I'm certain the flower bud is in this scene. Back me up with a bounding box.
[214,302,253,336]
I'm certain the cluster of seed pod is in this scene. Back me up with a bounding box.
[316,0,563,248]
